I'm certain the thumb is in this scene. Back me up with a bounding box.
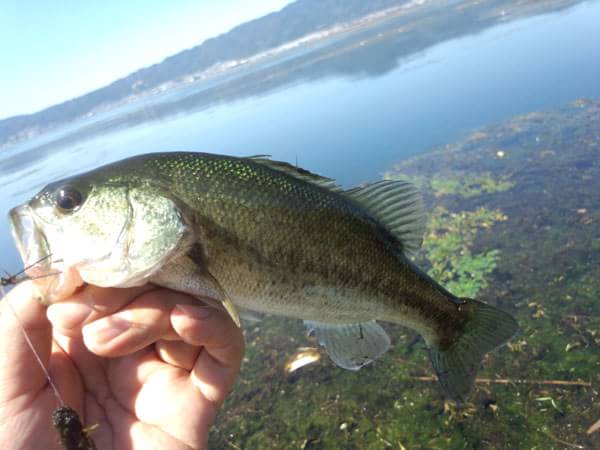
[0,282,52,402]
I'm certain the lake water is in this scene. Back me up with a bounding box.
[1,1,599,274]
[1,1,600,448]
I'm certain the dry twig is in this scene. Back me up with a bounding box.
[414,376,592,387]
[587,418,600,435]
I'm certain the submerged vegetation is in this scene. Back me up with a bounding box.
[421,206,505,299]
[210,101,600,449]
[384,171,515,199]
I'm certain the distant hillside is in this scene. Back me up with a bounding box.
[0,0,410,146]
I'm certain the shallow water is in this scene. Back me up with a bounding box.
[1,1,599,448]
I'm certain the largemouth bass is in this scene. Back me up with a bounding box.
[8,152,518,402]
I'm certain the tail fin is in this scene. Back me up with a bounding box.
[429,299,518,403]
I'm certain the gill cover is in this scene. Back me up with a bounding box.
[113,186,190,287]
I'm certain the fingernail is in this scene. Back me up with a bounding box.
[83,315,131,344]
[47,302,92,330]
[175,304,212,319]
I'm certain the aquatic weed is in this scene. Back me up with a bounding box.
[383,171,514,198]
[420,206,506,298]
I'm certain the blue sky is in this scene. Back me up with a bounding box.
[0,0,295,119]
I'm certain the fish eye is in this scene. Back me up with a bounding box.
[54,186,83,213]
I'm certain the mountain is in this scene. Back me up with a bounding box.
[0,0,411,146]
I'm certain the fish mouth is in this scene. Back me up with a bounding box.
[8,204,52,276]
[8,204,83,302]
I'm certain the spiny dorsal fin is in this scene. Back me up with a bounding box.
[344,180,426,256]
[247,155,342,192]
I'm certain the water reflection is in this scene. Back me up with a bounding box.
[2,0,585,161]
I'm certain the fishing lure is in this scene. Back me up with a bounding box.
[52,406,98,450]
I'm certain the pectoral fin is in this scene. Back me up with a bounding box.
[304,320,391,370]
[217,290,241,328]
[151,257,241,327]
[194,269,242,327]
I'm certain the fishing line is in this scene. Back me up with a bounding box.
[1,284,66,407]
[0,254,66,407]
[0,254,62,286]
[2,282,98,449]
[1,271,64,286]
[1,261,98,449]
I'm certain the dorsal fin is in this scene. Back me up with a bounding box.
[344,180,426,256]
[247,155,342,192]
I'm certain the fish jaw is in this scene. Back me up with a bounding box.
[9,204,51,275]
[8,205,84,302]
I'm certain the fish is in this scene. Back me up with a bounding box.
[8,152,518,402]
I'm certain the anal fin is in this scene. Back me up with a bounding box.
[304,320,391,370]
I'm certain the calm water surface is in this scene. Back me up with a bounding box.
[1,0,599,272]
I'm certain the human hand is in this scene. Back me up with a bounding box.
[0,282,244,450]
